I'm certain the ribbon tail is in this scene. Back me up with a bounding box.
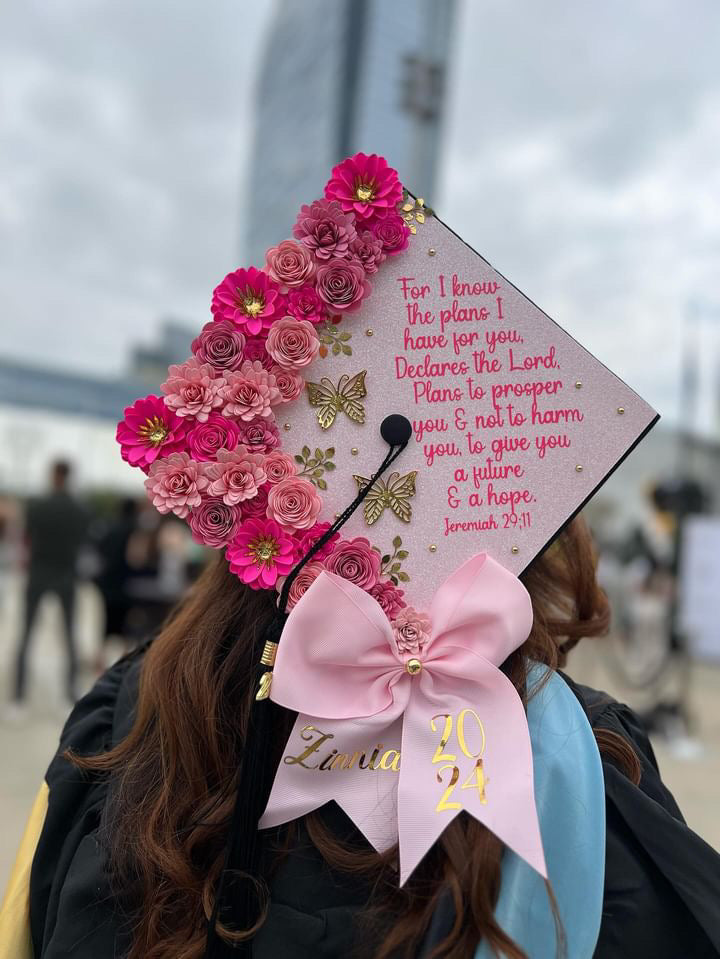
[397,670,547,886]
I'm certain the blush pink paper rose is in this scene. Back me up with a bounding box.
[226,518,296,588]
[220,361,280,420]
[186,413,240,461]
[263,450,297,485]
[276,560,325,611]
[266,317,320,370]
[293,199,357,260]
[191,320,246,372]
[144,453,208,518]
[392,607,431,655]
[116,395,189,471]
[161,359,223,422]
[315,259,371,313]
[265,239,316,292]
[270,366,304,404]
[324,536,381,589]
[211,266,281,336]
[204,447,267,506]
[266,476,322,532]
[324,152,403,221]
[189,498,242,548]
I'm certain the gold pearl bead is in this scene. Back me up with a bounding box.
[511,546,519,555]
[575,464,583,473]
[283,423,291,431]
[428,248,436,256]
[617,406,625,415]
[575,380,582,389]
[428,544,437,553]
[365,329,374,337]
[351,447,359,456]
[406,658,423,675]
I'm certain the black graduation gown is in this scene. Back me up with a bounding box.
[28,651,720,958]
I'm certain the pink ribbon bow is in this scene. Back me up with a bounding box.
[259,552,546,883]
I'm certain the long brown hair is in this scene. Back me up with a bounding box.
[75,518,637,959]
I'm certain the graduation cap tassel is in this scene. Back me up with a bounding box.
[204,415,412,958]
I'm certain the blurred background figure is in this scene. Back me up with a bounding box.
[8,460,88,715]
[92,497,138,668]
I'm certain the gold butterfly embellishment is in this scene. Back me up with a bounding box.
[306,370,367,430]
[353,470,418,525]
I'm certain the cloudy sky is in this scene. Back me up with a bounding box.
[1,0,719,429]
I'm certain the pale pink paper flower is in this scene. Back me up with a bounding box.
[219,361,280,420]
[315,258,371,313]
[324,536,380,590]
[265,239,316,291]
[286,285,327,326]
[266,476,322,531]
[392,607,432,655]
[189,498,242,548]
[116,395,189,471]
[324,153,403,221]
[276,560,325,611]
[161,359,223,422]
[293,198,357,260]
[226,518,296,589]
[371,213,411,256]
[369,580,407,620]
[266,317,320,370]
[186,413,240,461]
[191,320,246,372]
[235,417,280,454]
[144,453,208,518]
[264,450,297,485]
[204,447,267,506]
[270,365,304,403]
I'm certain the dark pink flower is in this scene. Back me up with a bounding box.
[116,395,189,471]
[189,498,242,549]
[263,450,297,485]
[293,199,357,260]
[144,453,208,518]
[211,266,282,336]
[371,213,411,256]
[276,560,325,610]
[235,417,279,454]
[315,258,371,313]
[392,607,431,655]
[243,336,275,370]
[349,230,386,275]
[324,536,380,589]
[270,365,304,403]
[266,317,319,369]
[191,320,246,372]
[266,476,323,531]
[369,580,407,620]
[186,414,241,462]
[226,518,296,589]
[204,447,267,506]
[324,153,403,221]
[286,285,327,326]
[241,483,270,518]
[219,361,280,420]
[265,239,316,291]
[161,359,223,421]
[294,522,339,563]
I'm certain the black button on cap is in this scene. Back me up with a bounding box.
[380,414,412,447]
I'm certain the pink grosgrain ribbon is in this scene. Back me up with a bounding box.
[259,552,547,883]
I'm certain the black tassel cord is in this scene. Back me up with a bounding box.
[205,415,412,957]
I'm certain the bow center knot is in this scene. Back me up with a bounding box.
[405,657,423,675]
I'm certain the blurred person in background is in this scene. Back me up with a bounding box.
[93,497,139,669]
[8,460,88,713]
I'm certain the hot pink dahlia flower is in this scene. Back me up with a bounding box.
[226,518,296,589]
[211,266,282,336]
[116,395,189,471]
[324,153,403,221]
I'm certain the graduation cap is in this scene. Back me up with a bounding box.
[116,152,657,957]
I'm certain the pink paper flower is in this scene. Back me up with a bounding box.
[324,153,403,221]
[265,239,316,291]
[286,285,328,326]
[392,607,432,655]
[349,230,386,275]
[276,560,325,611]
[243,336,275,370]
[144,453,208,518]
[372,213,411,256]
[315,259,371,313]
[294,522,339,563]
[369,580,407,620]
[189,498,242,548]
[226,518,296,589]
[204,447,267,506]
[161,359,223,422]
[219,361,280,420]
[266,476,322,531]
[264,450,297,485]
[116,395,189,471]
[235,417,279,454]
[191,320,246,373]
[325,536,380,590]
[211,266,281,336]
[266,317,320,370]
[293,199,357,260]
[241,483,270,518]
[270,365,304,403]
[186,413,240,461]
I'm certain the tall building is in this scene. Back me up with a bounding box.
[244,0,456,265]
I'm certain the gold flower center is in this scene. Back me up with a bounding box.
[138,415,168,446]
[354,180,375,202]
[406,658,422,675]
[249,535,279,564]
[238,286,265,317]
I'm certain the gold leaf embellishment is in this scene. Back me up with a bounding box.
[353,470,417,525]
[401,192,433,235]
[306,370,367,430]
[318,318,352,358]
